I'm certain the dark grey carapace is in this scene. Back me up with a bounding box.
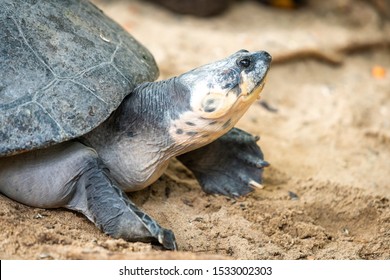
[0,0,271,250]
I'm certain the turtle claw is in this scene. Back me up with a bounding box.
[178,128,268,198]
[249,180,264,189]
[120,195,178,250]
[158,228,178,250]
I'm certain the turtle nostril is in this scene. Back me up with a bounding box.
[262,51,272,63]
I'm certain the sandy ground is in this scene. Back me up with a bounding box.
[1,0,390,259]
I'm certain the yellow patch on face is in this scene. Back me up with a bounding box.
[216,74,266,120]
[169,71,267,155]
[240,72,266,100]
[192,74,265,122]
[199,91,239,119]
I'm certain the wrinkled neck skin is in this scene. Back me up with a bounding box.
[84,78,195,192]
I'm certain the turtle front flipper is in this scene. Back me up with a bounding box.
[178,128,269,198]
[66,148,177,250]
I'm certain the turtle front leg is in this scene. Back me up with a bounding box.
[177,128,269,198]
[65,145,177,250]
[69,157,177,250]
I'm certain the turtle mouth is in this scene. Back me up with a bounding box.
[247,78,266,99]
[238,73,268,102]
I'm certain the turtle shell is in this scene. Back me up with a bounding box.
[0,0,158,156]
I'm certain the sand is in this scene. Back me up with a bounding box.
[1,0,389,259]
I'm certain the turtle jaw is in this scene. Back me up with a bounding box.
[235,74,268,104]
[242,76,267,100]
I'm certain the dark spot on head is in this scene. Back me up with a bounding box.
[215,67,241,91]
[222,119,232,129]
[186,131,198,136]
[176,129,183,134]
[204,99,216,113]
[222,82,235,90]
[202,134,210,138]
[209,121,218,125]
[185,121,196,126]
[205,107,216,113]
[230,85,242,96]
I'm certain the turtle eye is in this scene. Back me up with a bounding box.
[237,57,251,68]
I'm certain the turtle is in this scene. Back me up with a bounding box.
[0,0,271,250]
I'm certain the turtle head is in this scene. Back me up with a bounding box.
[171,50,271,151]
[178,50,271,120]
[90,50,271,188]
